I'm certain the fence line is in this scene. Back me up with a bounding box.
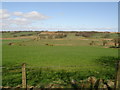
[21,61,120,89]
[2,61,120,89]
[1,64,114,69]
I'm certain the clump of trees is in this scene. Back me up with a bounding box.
[13,35,17,37]
[38,33,67,39]
[20,34,26,37]
[75,32,95,38]
[89,41,95,45]
[102,40,108,46]
[19,34,33,37]
[103,34,110,38]
[11,31,21,34]
[27,34,33,36]
[109,38,120,48]
[55,34,67,39]
[112,38,120,48]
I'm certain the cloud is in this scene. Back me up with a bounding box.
[1,9,50,28]
[13,11,49,20]
[12,17,31,25]
[13,11,23,16]
[0,9,11,19]
[23,11,49,20]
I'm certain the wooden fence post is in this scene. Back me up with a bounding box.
[22,63,27,88]
[114,60,120,89]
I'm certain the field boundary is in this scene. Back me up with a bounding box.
[21,61,120,89]
[2,60,120,89]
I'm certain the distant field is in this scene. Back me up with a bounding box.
[2,31,119,87]
[2,31,119,70]
[2,40,118,67]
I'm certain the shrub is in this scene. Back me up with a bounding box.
[96,56,120,67]
[13,35,17,37]
[55,34,67,39]
[48,35,53,39]
[112,38,120,47]
[109,46,120,48]
[89,41,95,45]
[75,32,93,37]
[28,34,33,36]
[102,40,107,46]
[103,34,110,38]
[20,34,26,37]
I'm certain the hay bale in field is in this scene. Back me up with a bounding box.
[45,43,54,46]
[8,42,15,46]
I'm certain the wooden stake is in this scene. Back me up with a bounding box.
[114,60,120,89]
[22,63,27,88]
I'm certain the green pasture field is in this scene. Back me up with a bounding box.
[3,40,118,67]
[2,31,119,87]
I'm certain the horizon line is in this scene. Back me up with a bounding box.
[0,30,119,32]
[1,0,119,2]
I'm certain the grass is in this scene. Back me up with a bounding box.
[2,31,37,38]
[3,43,118,67]
[2,31,119,87]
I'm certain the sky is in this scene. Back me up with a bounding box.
[0,2,118,31]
